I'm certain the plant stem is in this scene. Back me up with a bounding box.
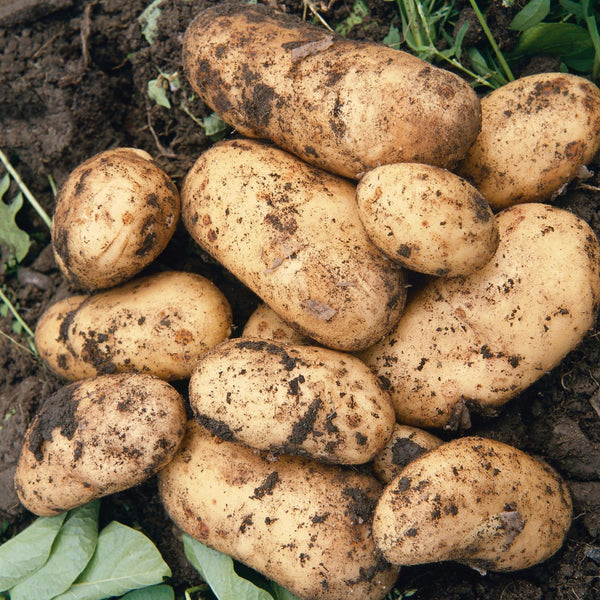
[0,287,35,339]
[0,149,52,230]
[468,0,515,83]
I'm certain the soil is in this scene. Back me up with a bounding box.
[1,0,600,598]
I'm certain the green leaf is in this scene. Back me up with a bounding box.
[0,512,67,591]
[138,0,165,45]
[9,501,100,600]
[0,175,31,266]
[383,23,402,48]
[335,0,370,36]
[54,521,171,600]
[119,584,175,600]
[509,0,551,31]
[268,582,302,600]
[147,78,171,109]
[182,534,274,600]
[202,112,230,141]
[509,22,593,59]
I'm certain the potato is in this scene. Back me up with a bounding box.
[457,73,600,210]
[52,148,180,291]
[242,303,312,345]
[373,436,572,572]
[361,203,600,428]
[189,338,395,464]
[181,139,406,352]
[182,3,481,179]
[357,163,499,277]
[35,271,232,381]
[159,420,399,600]
[372,424,442,484]
[15,374,186,516]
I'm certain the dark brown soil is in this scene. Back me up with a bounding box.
[1,0,600,598]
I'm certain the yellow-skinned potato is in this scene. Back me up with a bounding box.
[181,139,406,352]
[182,3,481,179]
[361,203,600,428]
[52,147,180,291]
[159,420,399,600]
[357,163,499,277]
[457,73,600,210]
[372,424,443,484]
[242,303,312,345]
[189,338,395,464]
[373,436,572,572]
[35,271,232,381]
[15,374,186,516]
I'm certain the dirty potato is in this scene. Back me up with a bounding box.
[189,338,396,464]
[159,420,399,600]
[15,374,186,516]
[52,148,180,291]
[242,303,312,344]
[183,2,481,179]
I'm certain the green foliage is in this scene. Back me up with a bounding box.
[182,535,301,600]
[0,503,172,600]
[201,113,231,142]
[0,173,31,269]
[335,0,370,36]
[138,0,165,45]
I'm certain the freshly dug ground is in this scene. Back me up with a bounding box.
[1,0,599,598]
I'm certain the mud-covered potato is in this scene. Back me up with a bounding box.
[159,420,399,600]
[35,271,232,381]
[242,303,312,345]
[15,374,186,516]
[361,203,600,428]
[373,436,572,572]
[372,424,442,483]
[183,2,481,179]
[457,73,600,210]
[357,163,499,277]
[189,338,395,464]
[182,139,406,352]
[52,148,180,291]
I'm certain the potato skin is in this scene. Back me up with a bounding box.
[457,73,600,209]
[52,148,180,291]
[183,2,481,179]
[35,271,232,381]
[189,338,395,464]
[159,421,399,600]
[181,139,406,351]
[242,303,312,344]
[15,374,186,516]
[373,436,572,572]
[357,163,499,277]
[361,203,600,428]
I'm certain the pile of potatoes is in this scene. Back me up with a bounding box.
[16,2,600,599]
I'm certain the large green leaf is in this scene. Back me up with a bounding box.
[509,22,593,59]
[9,501,99,600]
[0,174,31,267]
[182,535,274,600]
[509,0,550,31]
[0,512,67,591]
[119,584,174,600]
[53,521,171,600]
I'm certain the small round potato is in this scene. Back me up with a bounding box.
[356,163,499,277]
[189,338,396,464]
[361,203,600,428]
[457,72,600,210]
[35,271,232,381]
[159,420,399,600]
[372,424,442,484]
[242,303,312,345]
[373,436,572,572]
[15,373,186,516]
[52,147,180,291]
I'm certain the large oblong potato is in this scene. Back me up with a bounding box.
[181,139,406,352]
[457,72,600,210]
[361,203,600,429]
[189,338,396,464]
[356,163,499,277]
[373,436,572,572]
[159,420,399,600]
[52,148,180,291]
[183,2,481,179]
[35,271,232,381]
[15,374,186,516]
